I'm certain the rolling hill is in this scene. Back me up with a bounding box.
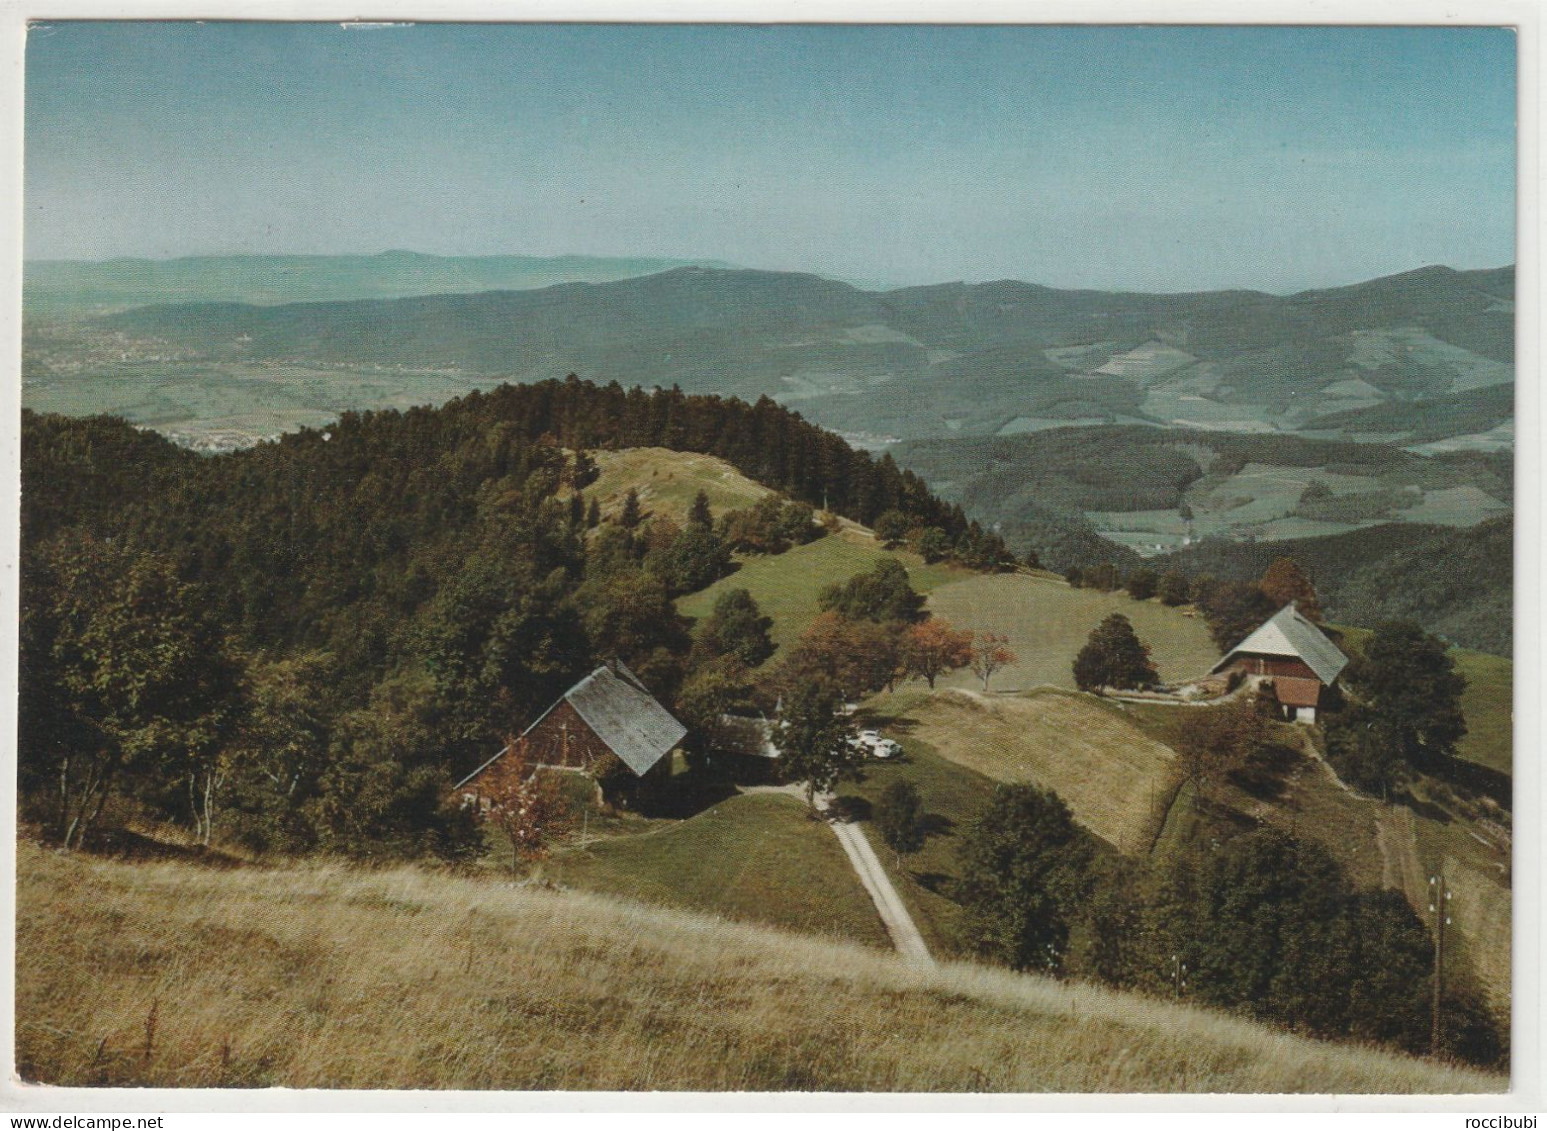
[16,841,1501,1092]
[23,250,727,314]
[27,262,1514,449]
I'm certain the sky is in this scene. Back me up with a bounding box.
[23,22,1517,293]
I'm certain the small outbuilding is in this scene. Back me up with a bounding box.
[455,660,687,802]
[1209,603,1349,724]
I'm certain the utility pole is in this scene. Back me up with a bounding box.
[1170,954,1188,1000]
[1429,872,1452,1056]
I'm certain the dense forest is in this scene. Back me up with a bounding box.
[1154,517,1513,657]
[20,378,1005,857]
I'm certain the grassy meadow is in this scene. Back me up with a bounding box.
[539,791,889,947]
[869,688,1177,855]
[924,573,1221,691]
[15,840,1503,1092]
[1451,649,1513,775]
[678,528,963,652]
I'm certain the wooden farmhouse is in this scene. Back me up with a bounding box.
[455,660,687,803]
[1209,603,1349,724]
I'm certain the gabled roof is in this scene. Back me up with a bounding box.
[1210,603,1349,686]
[454,661,686,788]
[565,665,687,775]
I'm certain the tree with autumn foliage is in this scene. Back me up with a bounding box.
[779,611,903,700]
[901,619,974,688]
[1260,557,1322,621]
[970,632,1018,692]
[478,738,571,876]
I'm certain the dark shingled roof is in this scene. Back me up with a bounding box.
[454,661,686,788]
[1210,603,1349,686]
[564,665,687,775]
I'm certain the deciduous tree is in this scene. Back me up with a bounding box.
[957,783,1094,972]
[1260,556,1322,621]
[20,536,240,850]
[1199,581,1278,652]
[875,780,925,867]
[1158,570,1191,607]
[817,558,926,624]
[1176,695,1270,803]
[477,737,571,876]
[694,588,776,667]
[872,509,911,549]
[1072,614,1158,693]
[969,632,1017,692]
[916,527,952,564]
[1340,619,1467,774]
[901,619,974,688]
[774,679,861,813]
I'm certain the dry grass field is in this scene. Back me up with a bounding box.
[873,688,1179,854]
[15,840,1502,1092]
[924,573,1221,692]
[588,447,773,524]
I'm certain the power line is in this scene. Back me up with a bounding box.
[1429,872,1452,1057]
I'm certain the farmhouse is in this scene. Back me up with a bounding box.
[455,660,687,800]
[1209,603,1349,724]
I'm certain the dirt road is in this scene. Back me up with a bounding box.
[825,812,935,967]
[740,782,934,966]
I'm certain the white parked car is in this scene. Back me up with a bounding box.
[871,738,902,760]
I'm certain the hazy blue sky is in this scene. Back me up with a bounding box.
[25,22,1515,292]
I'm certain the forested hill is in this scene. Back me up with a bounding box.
[1153,516,1513,657]
[79,262,1515,444]
[21,379,1004,857]
[24,378,973,662]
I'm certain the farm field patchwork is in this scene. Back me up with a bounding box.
[22,358,481,450]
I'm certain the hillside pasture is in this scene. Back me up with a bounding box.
[541,792,888,948]
[924,572,1220,692]
[678,528,963,652]
[873,687,1178,854]
[15,841,1502,1092]
[834,731,1004,957]
[588,446,773,524]
[1451,649,1513,775]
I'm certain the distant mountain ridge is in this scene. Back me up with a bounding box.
[24,251,734,314]
[83,262,1515,445]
